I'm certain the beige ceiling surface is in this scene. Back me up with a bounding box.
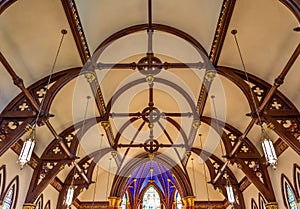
[0,0,299,204]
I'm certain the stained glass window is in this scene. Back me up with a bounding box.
[142,186,161,209]
[121,192,128,209]
[174,190,182,209]
[285,184,298,209]
[1,186,14,209]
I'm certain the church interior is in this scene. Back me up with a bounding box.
[0,0,300,209]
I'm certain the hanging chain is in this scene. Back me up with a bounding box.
[34,30,67,129]
[231,30,263,127]
[191,158,197,196]
[199,134,211,208]
[91,134,103,209]
[211,95,226,158]
[106,157,112,198]
[71,96,91,186]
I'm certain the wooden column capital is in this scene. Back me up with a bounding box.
[265,202,278,209]
[182,196,195,209]
[22,203,36,209]
[108,196,121,209]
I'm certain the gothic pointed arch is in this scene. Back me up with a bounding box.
[141,185,163,209]
[35,194,43,209]
[282,174,298,209]
[294,164,300,197]
[0,175,19,209]
[258,193,267,209]
[111,153,193,199]
[252,198,259,209]
[0,165,6,199]
[44,200,50,209]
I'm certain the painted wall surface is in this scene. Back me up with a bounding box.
[1,149,33,208]
[242,147,300,209]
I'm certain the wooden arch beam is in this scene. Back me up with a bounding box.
[110,152,193,198]
[191,148,245,209]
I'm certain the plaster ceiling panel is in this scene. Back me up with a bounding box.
[186,152,225,201]
[218,0,299,87]
[0,65,21,112]
[0,0,82,88]
[75,0,222,54]
[202,74,252,134]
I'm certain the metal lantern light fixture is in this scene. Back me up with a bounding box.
[225,179,235,204]
[18,127,36,168]
[66,185,75,206]
[231,29,278,170]
[261,128,277,169]
[17,30,67,169]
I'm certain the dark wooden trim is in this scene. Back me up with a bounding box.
[0,0,17,15]
[0,165,6,200]
[1,175,19,209]
[266,117,300,156]
[209,0,236,65]
[279,0,300,23]
[61,0,91,64]
[293,164,300,198]
[281,174,299,208]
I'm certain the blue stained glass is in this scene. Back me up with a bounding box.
[1,186,14,209]
[286,184,298,209]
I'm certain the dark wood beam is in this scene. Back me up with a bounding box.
[209,0,236,65]
[211,43,300,185]
[61,0,91,64]
[279,0,300,22]
[0,51,90,187]
[0,0,17,15]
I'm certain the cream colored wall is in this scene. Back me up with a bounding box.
[242,147,300,209]
[1,149,33,208]
[1,149,60,209]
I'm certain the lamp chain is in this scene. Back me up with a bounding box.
[91,134,103,209]
[231,30,263,127]
[34,30,67,128]
[199,134,211,208]
[71,96,91,194]
[191,158,197,196]
[211,95,225,158]
[106,157,112,198]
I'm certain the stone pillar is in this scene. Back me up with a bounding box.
[265,202,278,209]
[108,196,121,209]
[182,196,195,209]
[23,203,36,209]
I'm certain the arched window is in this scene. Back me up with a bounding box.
[174,190,182,209]
[258,193,266,209]
[294,164,300,197]
[142,186,161,209]
[282,174,298,209]
[44,200,51,209]
[1,176,19,209]
[35,194,43,209]
[251,198,258,209]
[121,191,128,209]
[0,165,6,196]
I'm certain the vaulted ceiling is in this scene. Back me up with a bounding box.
[0,0,299,208]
